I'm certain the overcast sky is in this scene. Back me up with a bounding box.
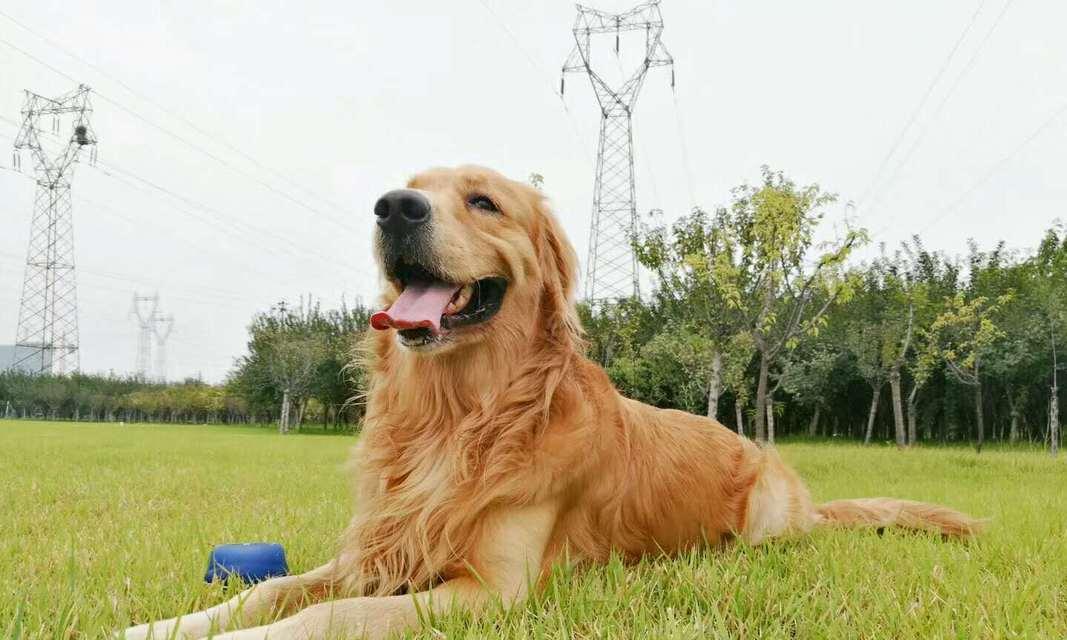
[1,0,1064,382]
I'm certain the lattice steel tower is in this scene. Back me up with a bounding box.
[153,311,174,383]
[130,293,159,380]
[11,84,97,374]
[562,1,673,301]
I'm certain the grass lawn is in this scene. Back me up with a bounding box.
[2,419,1065,639]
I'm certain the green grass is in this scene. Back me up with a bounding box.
[2,420,1065,639]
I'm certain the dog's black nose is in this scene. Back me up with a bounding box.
[375,189,431,234]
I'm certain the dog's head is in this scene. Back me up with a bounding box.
[369,165,578,355]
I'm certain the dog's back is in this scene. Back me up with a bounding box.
[550,357,980,565]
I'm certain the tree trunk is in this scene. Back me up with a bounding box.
[279,388,291,434]
[754,352,770,442]
[706,350,723,420]
[1008,391,1020,444]
[974,379,984,454]
[808,405,821,437]
[907,385,919,446]
[735,401,745,437]
[863,383,883,445]
[295,399,306,431]
[766,394,776,444]
[889,368,906,448]
[1051,387,1059,457]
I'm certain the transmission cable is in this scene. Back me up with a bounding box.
[854,0,990,211]
[861,0,1018,217]
[0,32,360,236]
[874,98,1067,238]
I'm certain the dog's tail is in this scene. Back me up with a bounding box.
[815,498,984,539]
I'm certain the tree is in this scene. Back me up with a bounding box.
[843,256,914,447]
[634,206,752,420]
[235,300,333,434]
[716,167,864,442]
[1031,224,1067,454]
[925,291,1011,453]
[780,342,841,437]
[579,298,656,371]
[720,332,755,434]
[901,239,960,445]
[267,334,326,433]
[1049,322,1060,456]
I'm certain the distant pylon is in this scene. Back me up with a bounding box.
[152,312,174,383]
[130,293,158,380]
[11,84,98,374]
[562,1,673,302]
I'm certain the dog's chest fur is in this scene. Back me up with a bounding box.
[342,414,495,595]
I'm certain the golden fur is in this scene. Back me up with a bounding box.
[123,166,981,640]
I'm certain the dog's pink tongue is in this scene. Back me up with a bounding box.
[370,282,461,334]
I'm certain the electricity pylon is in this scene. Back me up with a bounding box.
[11,84,98,374]
[562,1,673,302]
[130,293,159,380]
[153,313,174,383]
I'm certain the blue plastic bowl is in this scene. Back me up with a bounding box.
[204,543,289,584]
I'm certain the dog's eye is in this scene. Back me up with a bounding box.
[466,194,499,214]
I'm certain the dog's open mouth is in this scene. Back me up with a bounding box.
[370,263,507,346]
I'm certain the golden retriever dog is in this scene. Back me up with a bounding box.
[123,166,980,640]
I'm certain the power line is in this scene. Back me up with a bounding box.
[90,156,373,279]
[672,92,697,210]
[74,194,313,289]
[2,170,374,370]
[92,158,357,272]
[0,248,295,311]
[880,98,1067,238]
[855,0,990,211]
[0,149,347,309]
[861,0,1018,218]
[0,248,237,305]
[0,125,373,279]
[473,0,595,169]
[0,32,360,237]
[0,7,356,219]
[89,92,362,235]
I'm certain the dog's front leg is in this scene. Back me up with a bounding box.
[120,561,342,640]
[211,501,559,640]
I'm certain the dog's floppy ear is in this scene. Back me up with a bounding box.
[533,197,582,341]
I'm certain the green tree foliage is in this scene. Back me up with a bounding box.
[634,206,751,420]
[0,372,235,424]
[691,167,864,442]
[228,298,370,432]
[581,170,1063,453]
[779,341,842,437]
[842,252,916,447]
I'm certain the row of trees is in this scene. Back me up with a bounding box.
[584,167,1064,453]
[0,372,246,424]
[0,299,371,432]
